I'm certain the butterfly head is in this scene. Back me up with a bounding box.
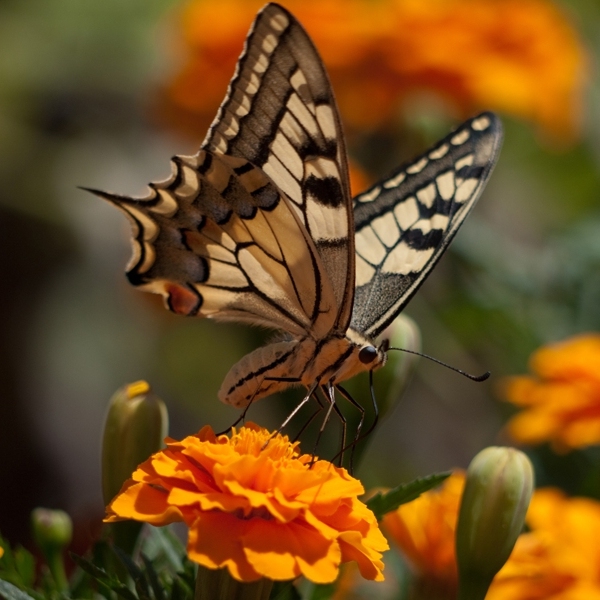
[337,330,388,384]
[357,339,388,367]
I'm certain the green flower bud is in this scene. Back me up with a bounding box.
[31,508,72,591]
[102,381,168,504]
[102,381,168,552]
[456,447,534,600]
[382,314,421,415]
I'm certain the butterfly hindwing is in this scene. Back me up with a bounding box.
[93,148,340,338]
[202,3,355,332]
[350,113,503,338]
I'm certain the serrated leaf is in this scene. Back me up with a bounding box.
[0,579,37,600]
[366,472,451,520]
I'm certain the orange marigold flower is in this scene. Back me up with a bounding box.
[160,0,586,142]
[105,423,387,583]
[487,489,600,600]
[502,334,600,452]
[384,471,600,599]
[382,472,463,596]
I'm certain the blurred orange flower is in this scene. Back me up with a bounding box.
[383,473,600,599]
[382,472,463,596]
[105,423,387,583]
[502,334,600,452]
[161,0,586,142]
[487,489,600,600]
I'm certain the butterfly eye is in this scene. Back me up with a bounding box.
[358,346,378,364]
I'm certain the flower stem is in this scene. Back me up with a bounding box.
[47,549,69,592]
[457,573,493,600]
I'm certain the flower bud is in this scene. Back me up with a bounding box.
[31,508,72,590]
[31,508,72,552]
[455,447,534,600]
[369,314,421,422]
[102,381,168,552]
[102,381,168,505]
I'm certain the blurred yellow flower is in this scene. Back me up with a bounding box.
[502,334,600,452]
[105,423,387,583]
[383,472,600,599]
[160,0,586,142]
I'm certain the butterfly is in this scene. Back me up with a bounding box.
[89,3,502,417]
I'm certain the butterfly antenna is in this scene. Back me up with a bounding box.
[388,347,490,382]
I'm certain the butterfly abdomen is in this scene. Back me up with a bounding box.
[219,339,304,407]
[219,332,385,408]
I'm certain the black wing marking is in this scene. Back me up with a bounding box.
[350,112,503,338]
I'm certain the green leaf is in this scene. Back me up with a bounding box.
[270,581,301,600]
[11,549,35,590]
[367,472,451,520]
[169,579,191,600]
[304,582,336,600]
[177,560,196,594]
[113,546,151,600]
[142,526,184,572]
[70,553,138,600]
[141,554,165,600]
[0,579,37,600]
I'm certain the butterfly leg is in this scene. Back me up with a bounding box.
[334,383,366,472]
[318,385,348,467]
[216,375,270,435]
[307,383,340,466]
[269,382,319,443]
[332,370,380,471]
[292,388,326,443]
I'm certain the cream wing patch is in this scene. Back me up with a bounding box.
[351,111,503,338]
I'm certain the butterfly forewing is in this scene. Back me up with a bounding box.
[350,113,503,338]
[202,3,355,332]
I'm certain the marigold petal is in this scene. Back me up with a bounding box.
[187,512,261,582]
[105,482,184,526]
[338,530,386,582]
[242,518,341,583]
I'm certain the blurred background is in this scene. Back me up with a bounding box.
[0,0,598,551]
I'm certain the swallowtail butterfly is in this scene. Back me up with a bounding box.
[90,3,502,413]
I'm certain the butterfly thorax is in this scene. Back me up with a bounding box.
[218,329,386,408]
